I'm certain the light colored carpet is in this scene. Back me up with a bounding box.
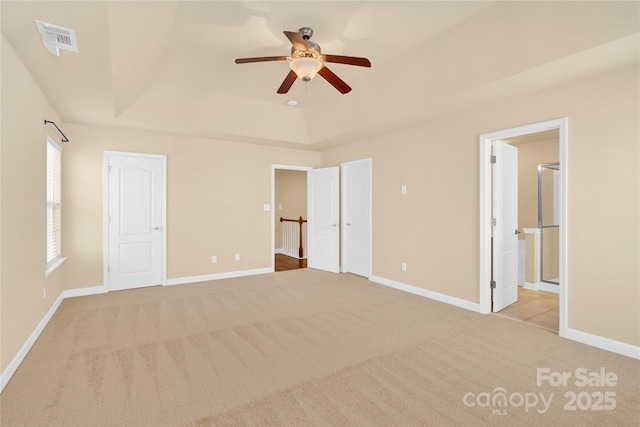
[1,269,638,426]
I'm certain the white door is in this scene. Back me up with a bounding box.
[106,153,164,291]
[307,167,340,273]
[493,141,518,311]
[342,159,371,277]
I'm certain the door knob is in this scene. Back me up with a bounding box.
[330,223,338,227]
[346,223,351,226]
[514,229,520,235]
[152,226,162,230]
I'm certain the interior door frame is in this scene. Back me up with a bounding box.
[103,151,167,291]
[479,118,568,337]
[271,164,312,272]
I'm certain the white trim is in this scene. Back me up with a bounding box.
[63,285,108,299]
[566,329,640,360]
[0,266,258,393]
[539,282,560,293]
[523,281,560,294]
[45,256,67,277]
[271,164,313,271]
[46,134,62,153]
[103,151,167,292]
[164,267,272,286]
[370,275,481,313]
[479,118,568,337]
[0,292,64,392]
[3,273,636,395]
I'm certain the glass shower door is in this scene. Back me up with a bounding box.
[538,163,560,285]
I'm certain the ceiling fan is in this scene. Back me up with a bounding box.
[235,27,371,94]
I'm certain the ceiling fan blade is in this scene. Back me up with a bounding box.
[283,31,308,51]
[318,66,352,94]
[277,70,298,94]
[235,56,288,64]
[323,54,371,68]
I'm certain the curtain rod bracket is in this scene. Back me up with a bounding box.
[44,119,69,143]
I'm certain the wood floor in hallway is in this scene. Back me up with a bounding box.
[275,253,307,272]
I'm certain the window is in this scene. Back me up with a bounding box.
[46,136,65,275]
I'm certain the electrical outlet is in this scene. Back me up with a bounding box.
[211,256,217,264]
[43,288,46,299]
[401,263,407,272]
[235,253,240,261]
[401,185,407,195]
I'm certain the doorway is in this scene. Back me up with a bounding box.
[494,133,560,331]
[479,118,567,337]
[272,165,311,272]
[272,161,372,277]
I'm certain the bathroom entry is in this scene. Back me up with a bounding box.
[479,118,567,335]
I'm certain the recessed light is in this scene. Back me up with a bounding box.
[286,100,298,106]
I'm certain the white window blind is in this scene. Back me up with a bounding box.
[47,137,62,265]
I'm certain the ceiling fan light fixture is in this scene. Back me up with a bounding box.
[289,57,322,81]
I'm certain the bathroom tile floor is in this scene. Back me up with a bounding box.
[496,287,559,332]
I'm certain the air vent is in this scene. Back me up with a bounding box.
[35,20,78,56]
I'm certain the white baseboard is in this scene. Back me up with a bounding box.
[3,270,637,395]
[523,281,559,294]
[370,275,481,313]
[63,285,107,298]
[539,282,560,293]
[0,267,273,393]
[369,276,639,360]
[566,328,640,360]
[0,292,65,393]
[164,267,273,286]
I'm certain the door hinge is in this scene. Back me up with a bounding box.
[490,155,496,164]
[107,266,110,273]
[490,280,496,289]
[490,218,496,226]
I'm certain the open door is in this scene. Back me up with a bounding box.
[492,141,518,311]
[307,167,340,273]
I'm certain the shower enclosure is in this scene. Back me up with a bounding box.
[538,162,560,285]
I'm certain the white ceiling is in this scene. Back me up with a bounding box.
[2,1,638,150]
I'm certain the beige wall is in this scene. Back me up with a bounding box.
[1,35,65,372]
[274,170,307,251]
[322,64,639,347]
[518,138,559,233]
[518,138,560,281]
[62,124,320,287]
[1,36,638,386]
